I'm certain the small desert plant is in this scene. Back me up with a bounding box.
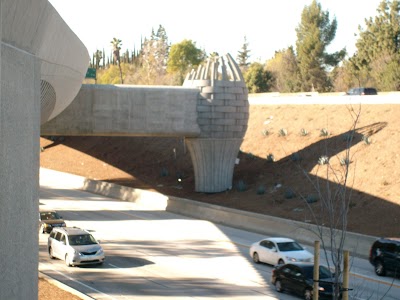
[256,185,266,195]
[284,188,296,199]
[278,128,288,137]
[305,194,318,203]
[247,152,256,160]
[320,128,329,137]
[362,135,372,145]
[262,129,270,136]
[340,157,350,166]
[342,132,353,142]
[291,152,302,162]
[318,155,329,165]
[300,128,309,136]
[160,167,169,177]
[236,180,247,192]
[266,153,275,162]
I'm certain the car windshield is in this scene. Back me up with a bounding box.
[302,265,333,279]
[40,212,61,220]
[68,234,97,245]
[276,241,304,252]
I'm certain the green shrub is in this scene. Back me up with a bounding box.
[247,152,256,159]
[320,128,329,137]
[262,129,270,136]
[305,194,318,203]
[256,185,266,195]
[236,180,247,192]
[291,152,302,162]
[362,135,372,145]
[318,156,329,165]
[300,128,309,136]
[266,153,275,162]
[340,157,350,166]
[160,167,169,177]
[284,188,296,199]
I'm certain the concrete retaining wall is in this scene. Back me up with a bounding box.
[40,168,378,259]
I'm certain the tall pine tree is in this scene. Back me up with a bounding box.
[295,0,345,92]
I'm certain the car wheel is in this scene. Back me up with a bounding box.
[252,252,260,264]
[275,279,283,292]
[278,259,285,265]
[304,289,312,300]
[375,260,386,276]
[48,247,55,259]
[65,254,72,267]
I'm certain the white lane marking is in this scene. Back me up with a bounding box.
[39,263,117,300]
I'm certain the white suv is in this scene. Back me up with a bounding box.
[48,227,105,267]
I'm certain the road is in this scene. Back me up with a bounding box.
[38,185,400,299]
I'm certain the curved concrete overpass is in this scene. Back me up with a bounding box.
[41,54,250,193]
[1,0,88,298]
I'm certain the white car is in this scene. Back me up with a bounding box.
[48,227,105,267]
[249,237,313,265]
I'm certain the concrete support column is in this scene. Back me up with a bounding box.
[186,138,242,193]
[0,43,40,299]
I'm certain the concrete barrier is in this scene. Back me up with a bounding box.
[40,168,378,259]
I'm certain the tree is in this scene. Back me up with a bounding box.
[243,62,273,93]
[295,0,346,92]
[237,36,251,72]
[140,25,171,84]
[94,50,103,69]
[167,39,205,84]
[265,47,301,92]
[352,0,400,91]
[111,37,123,84]
[295,106,365,300]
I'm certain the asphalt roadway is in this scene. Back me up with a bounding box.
[38,169,400,299]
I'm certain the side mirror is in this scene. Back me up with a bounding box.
[271,247,277,252]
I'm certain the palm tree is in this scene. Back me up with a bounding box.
[111,37,123,84]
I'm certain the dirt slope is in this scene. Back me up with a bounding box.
[40,104,400,237]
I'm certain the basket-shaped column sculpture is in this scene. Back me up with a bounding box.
[183,54,249,193]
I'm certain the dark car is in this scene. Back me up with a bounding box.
[346,87,377,95]
[369,237,400,276]
[39,210,66,234]
[271,263,342,300]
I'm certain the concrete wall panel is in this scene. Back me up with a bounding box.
[0,43,40,300]
[41,85,202,137]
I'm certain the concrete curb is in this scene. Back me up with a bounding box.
[39,272,94,300]
[40,168,378,259]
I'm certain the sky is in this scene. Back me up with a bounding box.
[49,0,384,63]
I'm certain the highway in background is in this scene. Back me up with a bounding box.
[39,185,400,300]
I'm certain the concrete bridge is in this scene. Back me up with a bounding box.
[41,56,249,193]
[0,0,248,298]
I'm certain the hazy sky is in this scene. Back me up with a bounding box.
[49,0,383,62]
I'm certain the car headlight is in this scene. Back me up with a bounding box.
[286,256,297,262]
[97,249,104,255]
